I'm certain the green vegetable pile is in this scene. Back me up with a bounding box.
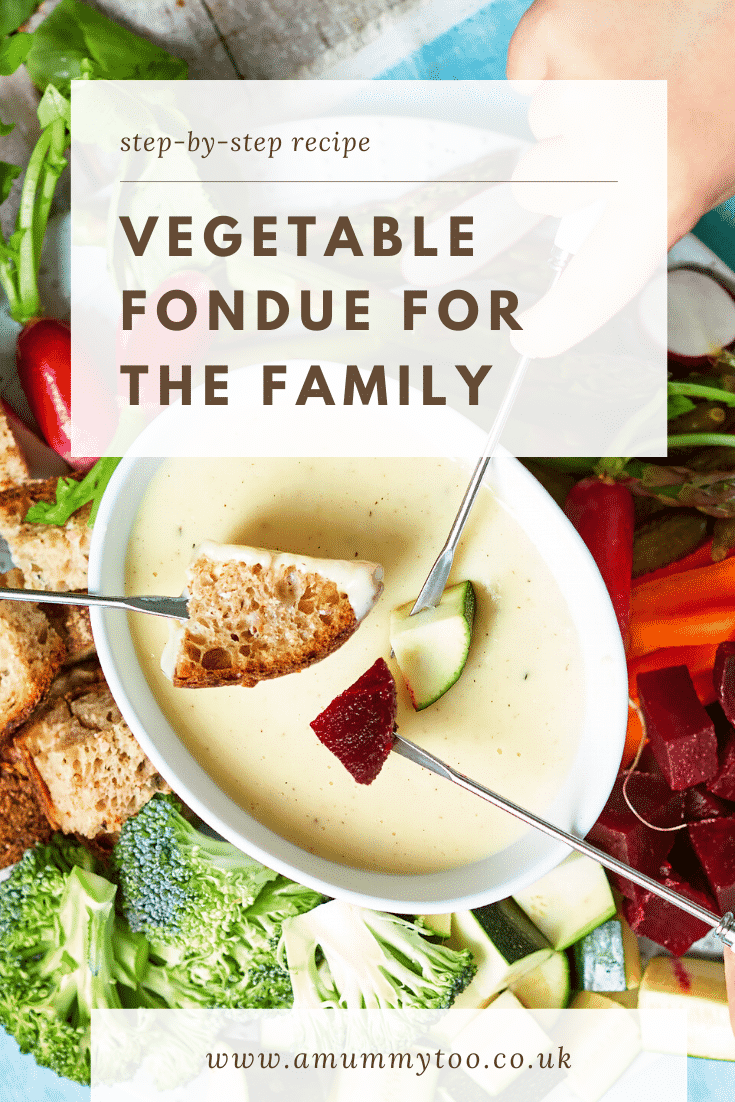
[0,795,476,1085]
[0,0,186,325]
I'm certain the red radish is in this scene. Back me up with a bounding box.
[564,478,635,647]
[310,658,397,784]
[16,318,98,471]
[667,267,735,367]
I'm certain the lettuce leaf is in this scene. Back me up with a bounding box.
[25,0,187,95]
[24,457,121,527]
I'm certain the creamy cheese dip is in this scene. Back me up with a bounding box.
[126,458,583,875]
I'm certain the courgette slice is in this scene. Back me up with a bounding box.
[509,950,571,1010]
[573,916,639,992]
[566,992,642,1102]
[512,851,616,951]
[451,990,553,1096]
[449,899,552,1008]
[638,956,735,1060]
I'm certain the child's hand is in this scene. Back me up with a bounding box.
[507,0,735,245]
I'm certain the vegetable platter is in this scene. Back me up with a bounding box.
[1,3,735,1099]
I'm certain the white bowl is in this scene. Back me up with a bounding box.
[89,397,627,914]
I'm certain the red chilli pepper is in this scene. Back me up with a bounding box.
[16,317,98,472]
[564,477,635,648]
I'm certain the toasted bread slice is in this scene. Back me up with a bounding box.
[0,761,52,867]
[44,604,95,666]
[0,405,29,490]
[0,573,65,743]
[3,563,96,666]
[0,477,91,591]
[162,541,384,688]
[14,680,171,838]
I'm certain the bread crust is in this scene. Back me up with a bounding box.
[14,679,171,837]
[0,477,91,591]
[169,555,364,688]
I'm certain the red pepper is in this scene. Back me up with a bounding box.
[16,317,99,472]
[564,477,635,648]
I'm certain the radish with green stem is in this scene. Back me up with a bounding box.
[667,267,735,368]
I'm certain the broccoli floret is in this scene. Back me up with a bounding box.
[231,875,324,955]
[115,800,324,1012]
[136,875,323,1011]
[0,836,146,1085]
[113,795,278,950]
[282,900,476,1010]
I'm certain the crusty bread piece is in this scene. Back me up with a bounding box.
[44,604,95,666]
[14,680,171,838]
[0,477,91,590]
[0,761,52,867]
[163,542,384,689]
[0,572,65,743]
[2,563,96,666]
[0,405,29,490]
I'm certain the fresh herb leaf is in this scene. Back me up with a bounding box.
[25,457,121,527]
[25,0,187,95]
[0,31,32,75]
[0,117,14,137]
[0,162,21,205]
[0,0,36,37]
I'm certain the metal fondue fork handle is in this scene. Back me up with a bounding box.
[392,732,735,950]
[0,587,190,621]
[410,202,604,616]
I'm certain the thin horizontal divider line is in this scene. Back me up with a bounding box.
[118,178,620,184]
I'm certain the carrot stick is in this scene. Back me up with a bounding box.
[632,554,735,620]
[631,540,718,586]
[629,606,735,658]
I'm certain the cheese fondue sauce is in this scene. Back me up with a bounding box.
[126,458,583,874]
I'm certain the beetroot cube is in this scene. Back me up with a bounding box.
[688,817,735,914]
[637,666,718,790]
[636,742,663,778]
[714,642,735,726]
[707,721,735,802]
[686,784,735,821]
[310,658,397,784]
[622,865,718,954]
[587,771,684,897]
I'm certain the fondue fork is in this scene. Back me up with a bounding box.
[411,204,603,615]
[0,587,190,620]
[392,731,735,950]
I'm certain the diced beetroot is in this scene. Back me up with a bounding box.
[587,771,684,897]
[310,658,397,784]
[686,784,735,821]
[637,666,718,790]
[688,817,735,914]
[707,719,735,802]
[622,864,718,954]
[636,742,663,778]
[714,641,735,726]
